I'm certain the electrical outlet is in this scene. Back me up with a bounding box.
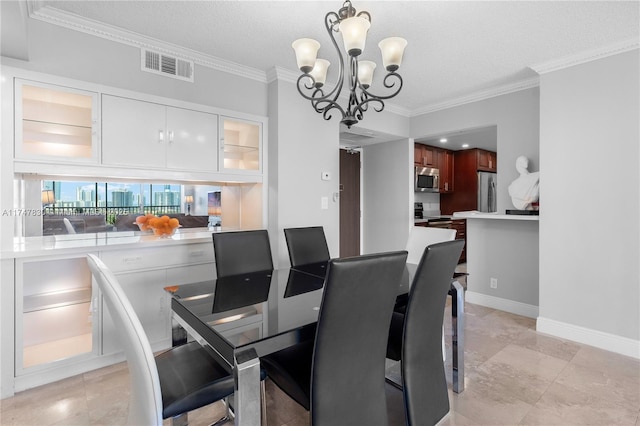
[490,278,498,289]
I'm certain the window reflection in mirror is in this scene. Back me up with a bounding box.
[30,180,223,236]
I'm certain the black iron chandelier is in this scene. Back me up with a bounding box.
[292,0,407,128]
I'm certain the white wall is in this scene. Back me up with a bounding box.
[267,77,340,268]
[362,139,412,254]
[3,17,268,117]
[411,88,540,214]
[538,50,639,356]
[356,107,411,140]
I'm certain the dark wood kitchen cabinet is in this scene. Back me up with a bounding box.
[414,143,454,193]
[440,148,497,214]
[438,149,454,193]
[450,219,467,263]
[414,143,437,167]
[477,149,497,172]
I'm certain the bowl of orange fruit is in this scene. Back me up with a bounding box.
[134,214,157,232]
[147,215,181,238]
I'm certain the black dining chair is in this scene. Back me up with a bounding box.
[86,254,236,426]
[261,250,408,425]
[284,226,330,267]
[212,229,273,278]
[386,239,465,426]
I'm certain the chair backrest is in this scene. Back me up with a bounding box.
[86,254,162,426]
[405,226,456,265]
[63,217,76,234]
[311,250,408,426]
[212,230,273,278]
[402,240,464,425]
[284,226,330,267]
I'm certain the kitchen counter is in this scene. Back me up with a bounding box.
[453,211,539,221]
[414,215,455,224]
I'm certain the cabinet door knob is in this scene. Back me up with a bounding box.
[168,130,174,143]
[158,130,164,143]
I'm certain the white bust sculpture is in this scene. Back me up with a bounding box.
[508,156,540,210]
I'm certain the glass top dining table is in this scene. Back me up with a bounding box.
[166,262,465,425]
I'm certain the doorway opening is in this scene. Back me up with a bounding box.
[339,148,360,257]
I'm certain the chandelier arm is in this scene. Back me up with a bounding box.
[319,11,345,104]
[353,97,385,120]
[345,56,359,118]
[313,98,347,121]
[358,90,369,112]
[356,10,371,21]
[359,72,404,101]
[297,84,347,123]
[311,88,327,113]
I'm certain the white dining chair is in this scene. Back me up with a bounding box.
[63,217,76,234]
[405,226,456,265]
[86,254,238,426]
[405,226,457,360]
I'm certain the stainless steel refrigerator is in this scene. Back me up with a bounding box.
[477,172,497,212]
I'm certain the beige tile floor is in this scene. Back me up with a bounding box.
[1,300,639,426]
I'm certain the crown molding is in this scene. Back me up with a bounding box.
[530,38,639,75]
[27,2,268,83]
[269,66,298,84]
[410,77,540,117]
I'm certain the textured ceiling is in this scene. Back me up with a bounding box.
[38,0,639,115]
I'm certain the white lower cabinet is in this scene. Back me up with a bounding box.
[13,241,215,391]
[101,269,169,355]
[100,244,214,354]
[15,254,99,376]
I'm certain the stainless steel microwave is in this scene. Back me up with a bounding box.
[415,167,440,192]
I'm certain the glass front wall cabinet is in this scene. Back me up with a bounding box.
[15,79,98,163]
[16,255,98,373]
[220,117,261,172]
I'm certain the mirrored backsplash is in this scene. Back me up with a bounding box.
[13,178,262,237]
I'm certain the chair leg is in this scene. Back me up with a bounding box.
[261,379,268,426]
[209,382,267,426]
[171,413,188,426]
[209,398,232,426]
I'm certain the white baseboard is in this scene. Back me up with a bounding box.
[537,317,640,359]
[465,291,539,318]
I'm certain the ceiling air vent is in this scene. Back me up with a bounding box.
[141,48,194,82]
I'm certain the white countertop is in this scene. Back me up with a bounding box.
[2,228,225,259]
[452,211,539,221]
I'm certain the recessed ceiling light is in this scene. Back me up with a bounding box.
[462,144,469,148]
[440,138,447,143]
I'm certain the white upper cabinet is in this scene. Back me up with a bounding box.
[166,106,219,170]
[102,95,218,172]
[220,117,262,173]
[15,79,99,163]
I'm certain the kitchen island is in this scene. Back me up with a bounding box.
[453,211,539,318]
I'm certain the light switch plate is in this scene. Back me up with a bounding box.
[321,196,329,209]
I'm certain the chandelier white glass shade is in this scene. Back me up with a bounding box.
[291,0,407,128]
